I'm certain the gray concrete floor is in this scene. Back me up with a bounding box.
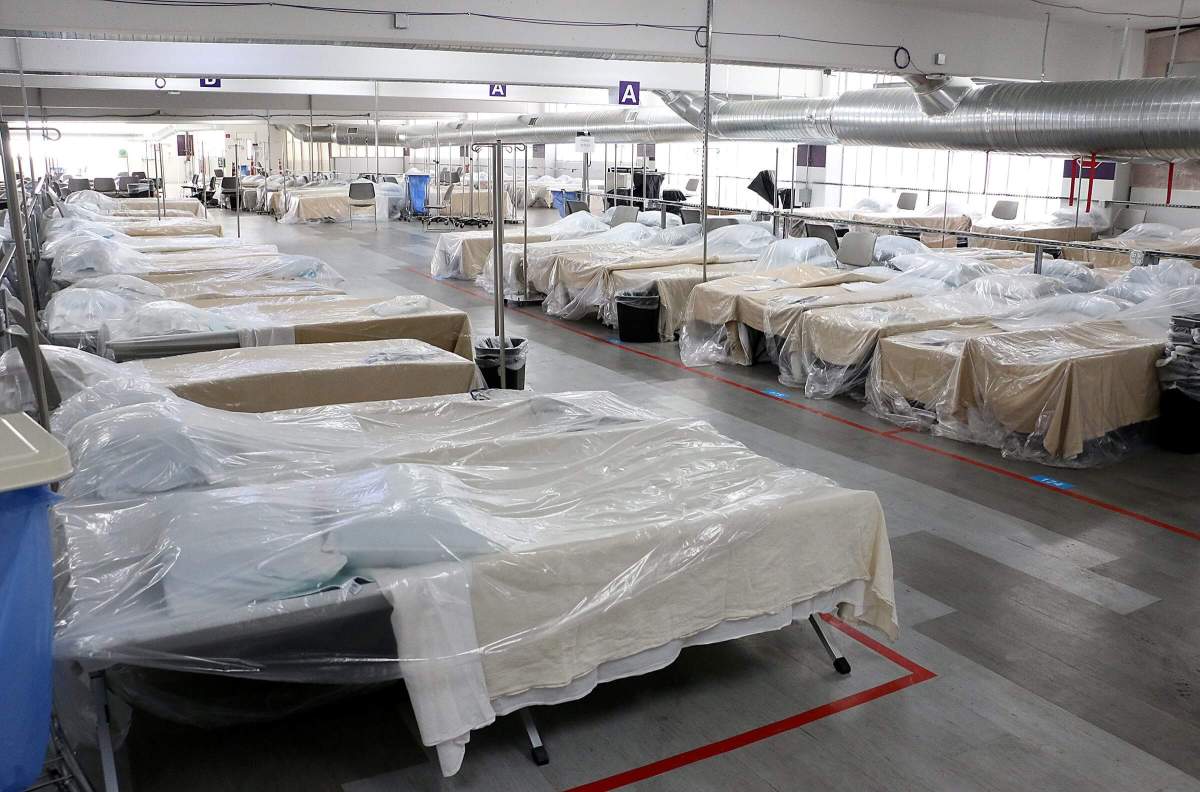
[118,209,1200,792]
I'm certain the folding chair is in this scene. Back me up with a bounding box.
[610,205,640,226]
[804,223,841,254]
[348,181,377,228]
[990,200,1019,221]
[896,192,919,211]
[92,177,118,197]
[835,230,877,268]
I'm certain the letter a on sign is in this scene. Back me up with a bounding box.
[489,84,507,97]
[618,81,641,106]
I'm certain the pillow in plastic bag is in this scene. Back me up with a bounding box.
[368,296,432,316]
[0,345,126,413]
[72,274,167,300]
[1017,259,1107,293]
[102,301,238,342]
[45,289,142,335]
[873,235,927,265]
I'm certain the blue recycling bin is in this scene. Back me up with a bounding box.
[407,174,430,215]
[551,189,581,217]
[0,485,57,792]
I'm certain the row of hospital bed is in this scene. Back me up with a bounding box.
[427,201,1200,468]
[1,194,899,783]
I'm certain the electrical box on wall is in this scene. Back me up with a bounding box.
[933,53,948,66]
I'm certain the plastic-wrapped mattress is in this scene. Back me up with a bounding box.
[50,388,896,777]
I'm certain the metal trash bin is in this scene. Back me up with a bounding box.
[474,336,528,390]
[0,413,71,792]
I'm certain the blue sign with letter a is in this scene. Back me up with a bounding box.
[489,83,507,97]
[618,80,641,106]
[199,77,222,88]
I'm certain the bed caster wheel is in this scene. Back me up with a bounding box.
[531,746,550,766]
[833,657,852,675]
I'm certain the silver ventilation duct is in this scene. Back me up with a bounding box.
[281,76,1200,160]
[659,76,1200,159]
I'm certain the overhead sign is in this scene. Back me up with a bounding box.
[618,80,641,106]
[574,133,595,155]
[488,83,507,97]
[199,77,222,88]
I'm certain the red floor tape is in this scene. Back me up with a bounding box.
[562,615,936,792]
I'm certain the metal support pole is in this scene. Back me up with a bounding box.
[808,615,851,675]
[1167,0,1186,77]
[1033,244,1044,275]
[374,81,381,179]
[941,150,951,247]
[491,141,507,387]
[523,145,529,300]
[700,0,714,282]
[89,672,120,792]
[236,169,242,238]
[308,96,315,180]
[0,122,51,430]
[1117,19,1131,79]
[520,709,549,766]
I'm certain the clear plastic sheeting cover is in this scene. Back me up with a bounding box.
[865,285,1200,466]
[44,227,264,257]
[600,207,684,227]
[748,238,836,273]
[792,272,1069,396]
[51,204,222,237]
[1016,259,1107,293]
[479,222,661,299]
[872,235,927,265]
[44,288,149,338]
[1103,259,1200,303]
[52,389,896,776]
[50,237,342,288]
[0,345,126,414]
[430,211,609,281]
[678,263,896,368]
[1065,224,1200,267]
[543,224,777,322]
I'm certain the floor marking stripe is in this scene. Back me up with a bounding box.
[562,615,935,792]
[406,268,1200,543]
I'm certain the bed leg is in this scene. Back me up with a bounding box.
[519,709,550,766]
[89,671,121,792]
[808,614,851,675]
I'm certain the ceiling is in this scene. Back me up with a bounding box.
[890,0,1199,28]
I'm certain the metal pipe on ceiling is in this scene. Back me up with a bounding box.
[281,76,1200,161]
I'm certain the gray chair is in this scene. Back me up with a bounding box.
[991,200,1019,221]
[610,205,640,226]
[836,230,877,268]
[92,177,118,196]
[66,178,90,195]
[219,176,239,210]
[566,199,590,215]
[897,192,919,211]
[679,208,702,225]
[684,178,700,197]
[804,222,840,253]
[348,181,377,228]
[422,184,456,229]
[381,175,399,184]
[1112,207,1146,235]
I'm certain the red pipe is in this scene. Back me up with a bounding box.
[1067,158,1078,206]
[1167,161,1176,204]
[1085,155,1097,213]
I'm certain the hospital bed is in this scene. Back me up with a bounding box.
[52,389,896,779]
[968,218,1096,253]
[1063,223,1200,268]
[792,199,976,246]
[51,205,223,237]
[866,272,1200,466]
[0,339,482,417]
[48,236,298,286]
[278,181,408,224]
[539,224,778,322]
[480,221,679,300]
[430,211,610,281]
[65,189,206,218]
[604,237,838,342]
[94,294,474,362]
[795,272,1077,397]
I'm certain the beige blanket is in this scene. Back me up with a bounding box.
[970,222,1093,253]
[191,295,475,359]
[143,272,345,301]
[949,321,1164,458]
[131,339,480,412]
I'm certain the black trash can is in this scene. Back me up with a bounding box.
[474,336,528,389]
[615,292,660,343]
[1157,388,1200,453]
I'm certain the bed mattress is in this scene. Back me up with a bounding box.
[53,390,896,777]
[969,221,1093,252]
